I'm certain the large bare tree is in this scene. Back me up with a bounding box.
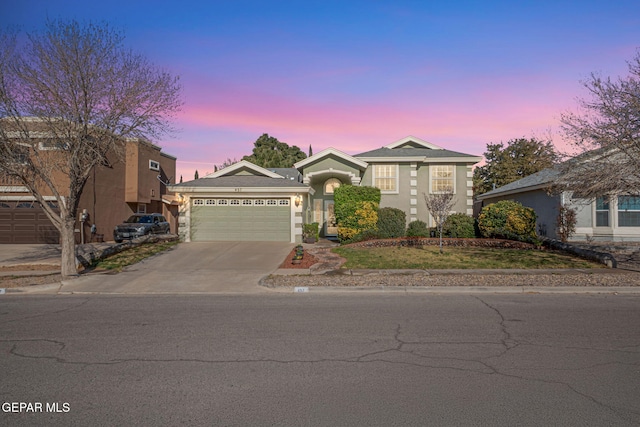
[0,20,182,277]
[423,190,455,254]
[559,49,640,197]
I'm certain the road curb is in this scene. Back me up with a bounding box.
[269,285,640,294]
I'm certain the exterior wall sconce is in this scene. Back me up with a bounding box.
[294,194,301,207]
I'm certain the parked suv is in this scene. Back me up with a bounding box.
[113,213,170,243]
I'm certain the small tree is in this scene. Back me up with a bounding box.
[556,205,577,242]
[0,20,181,278]
[423,190,455,253]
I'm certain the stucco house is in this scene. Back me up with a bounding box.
[170,136,481,243]
[0,122,178,243]
[475,168,640,242]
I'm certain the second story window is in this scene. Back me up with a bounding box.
[374,165,398,192]
[431,165,454,193]
[149,160,160,171]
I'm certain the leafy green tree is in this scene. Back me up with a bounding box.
[242,134,306,168]
[473,138,559,195]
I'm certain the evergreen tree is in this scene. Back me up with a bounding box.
[473,138,559,195]
[242,134,306,168]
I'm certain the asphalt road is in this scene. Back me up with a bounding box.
[1,294,639,426]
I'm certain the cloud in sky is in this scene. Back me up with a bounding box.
[1,0,639,180]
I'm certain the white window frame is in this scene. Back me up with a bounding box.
[372,164,399,194]
[429,165,455,194]
[595,196,610,227]
[149,160,160,171]
[618,195,640,227]
[193,199,204,206]
[324,178,342,195]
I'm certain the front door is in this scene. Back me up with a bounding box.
[324,200,337,236]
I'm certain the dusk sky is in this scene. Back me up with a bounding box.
[1,1,638,181]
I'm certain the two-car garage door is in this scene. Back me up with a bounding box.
[0,200,60,244]
[190,198,291,242]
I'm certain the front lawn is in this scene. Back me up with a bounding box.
[333,246,602,269]
[89,240,179,272]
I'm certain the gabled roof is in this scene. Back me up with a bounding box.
[355,147,481,163]
[170,175,309,190]
[168,160,309,193]
[205,160,283,179]
[476,168,561,200]
[385,136,443,150]
[294,147,368,170]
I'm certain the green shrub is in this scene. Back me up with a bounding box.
[377,207,406,239]
[334,185,381,242]
[303,222,319,241]
[478,200,537,242]
[406,220,430,237]
[443,213,476,238]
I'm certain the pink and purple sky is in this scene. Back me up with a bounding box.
[2,0,639,181]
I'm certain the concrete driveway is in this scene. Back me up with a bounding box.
[59,241,294,294]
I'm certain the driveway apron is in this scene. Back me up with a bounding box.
[59,242,294,294]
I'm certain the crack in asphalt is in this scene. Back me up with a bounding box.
[0,298,91,325]
[4,298,639,423]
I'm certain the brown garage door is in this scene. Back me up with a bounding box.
[0,201,60,244]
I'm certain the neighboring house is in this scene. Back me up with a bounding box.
[170,136,481,243]
[475,168,640,241]
[0,131,178,244]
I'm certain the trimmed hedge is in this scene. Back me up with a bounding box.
[334,185,381,242]
[377,207,406,239]
[478,200,538,243]
[443,213,476,238]
[406,220,430,237]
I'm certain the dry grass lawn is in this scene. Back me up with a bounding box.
[333,246,603,270]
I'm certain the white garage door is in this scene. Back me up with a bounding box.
[190,198,291,242]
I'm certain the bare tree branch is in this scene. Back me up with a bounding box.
[423,190,456,254]
[0,20,182,277]
[559,49,640,198]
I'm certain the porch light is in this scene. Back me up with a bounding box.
[294,194,301,207]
